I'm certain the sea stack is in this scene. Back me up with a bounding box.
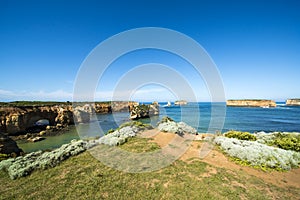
[174,100,187,105]
[226,99,277,107]
[286,99,300,106]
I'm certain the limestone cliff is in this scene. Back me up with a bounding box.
[226,99,277,107]
[130,102,159,120]
[286,99,300,106]
[0,106,67,134]
[0,101,138,135]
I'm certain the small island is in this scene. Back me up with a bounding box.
[286,99,300,106]
[174,100,188,105]
[226,99,277,107]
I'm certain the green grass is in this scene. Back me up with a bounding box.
[119,137,160,153]
[0,137,299,199]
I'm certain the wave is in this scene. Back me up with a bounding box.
[275,107,291,110]
[276,103,286,106]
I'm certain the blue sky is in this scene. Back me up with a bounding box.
[1,0,299,102]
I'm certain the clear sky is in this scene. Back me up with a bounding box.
[1,0,299,102]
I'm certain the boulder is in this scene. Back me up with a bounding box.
[27,137,45,143]
[73,109,90,123]
[0,132,23,155]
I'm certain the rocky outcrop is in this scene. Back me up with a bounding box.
[174,100,187,105]
[130,102,159,120]
[0,132,23,155]
[0,106,77,135]
[286,99,300,106]
[93,101,138,113]
[226,100,276,107]
[0,101,139,135]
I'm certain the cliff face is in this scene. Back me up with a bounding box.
[0,101,138,135]
[130,102,159,120]
[286,99,300,106]
[0,106,76,135]
[226,100,277,107]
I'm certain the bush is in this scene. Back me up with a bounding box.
[214,136,300,171]
[0,153,10,161]
[157,120,197,135]
[98,125,141,146]
[255,132,300,152]
[224,131,257,141]
[0,140,87,179]
[118,121,153,130]
[157,116,174,125]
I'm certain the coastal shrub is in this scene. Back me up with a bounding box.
[157,116,174,125]
[118,121,153,130]
[157,119,197,135]
[0,153,10,161]
[105,128,115,135]
[224,131,257,141]
[98,126,141,146]
[255,132,300,152]
[0,140,87,179]
[214,136,300,171]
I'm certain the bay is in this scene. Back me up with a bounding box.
[18,102,300,152]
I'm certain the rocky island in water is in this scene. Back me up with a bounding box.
[226,99,277,107]
[174,100,188,105]
[286,99,300,106]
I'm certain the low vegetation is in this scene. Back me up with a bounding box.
[255,132,300,152]
[118,121,153,130]
[0,137,299,199]
[0,140,87,179]
[224,131,257,141]
[214,136,300,171]
[98,121,152,146]
[157,117,197,135]
[1,117,299,199]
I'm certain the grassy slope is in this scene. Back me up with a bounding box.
[0,138,299,200]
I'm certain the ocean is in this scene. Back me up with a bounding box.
[18,102,300,152]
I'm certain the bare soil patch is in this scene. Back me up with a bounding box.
[142,130,300,189]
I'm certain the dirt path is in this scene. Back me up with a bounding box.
[140,129,300,189]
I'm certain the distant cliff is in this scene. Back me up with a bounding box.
[174,100,187,105]
[0,101,138,135]
[226,99,277,107]
[286,99,300,106]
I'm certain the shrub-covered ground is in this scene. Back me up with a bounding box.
[215,131,300,171]
[1,137,299,200]
[0,119,299,199]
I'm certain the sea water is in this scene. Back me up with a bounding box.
[18,102,300,152]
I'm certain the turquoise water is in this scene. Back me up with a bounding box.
[18,102,300,152]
